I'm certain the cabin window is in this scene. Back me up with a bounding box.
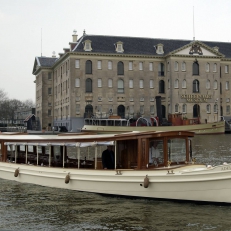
[167,138,187,164]
[149,140,164,165]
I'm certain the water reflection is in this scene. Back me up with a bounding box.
[1,134,231,230]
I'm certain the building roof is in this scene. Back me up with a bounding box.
[36,57,58,67]
[73,34,231,58]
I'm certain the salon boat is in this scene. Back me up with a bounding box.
[0,130,230,203]
[82,115,225,135]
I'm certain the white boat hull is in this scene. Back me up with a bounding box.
[82,121,225,135]
[1,162,231,203]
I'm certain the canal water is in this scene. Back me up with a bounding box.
[1,134,231,231]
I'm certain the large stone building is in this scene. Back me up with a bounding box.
[32,31,231,131]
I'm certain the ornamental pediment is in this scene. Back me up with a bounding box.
[172,41,223,57]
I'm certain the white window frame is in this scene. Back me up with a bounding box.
[108,79,112,88]
[75,59,80,68]
[75,78,80,87]
[182,104,187,113]
[174,79,179,88]
[225,65,229,73]
[149,79,154,88]
[97,60,102,70]
[175,104,179,113]
[108,61,112,70]
[149,62,153,71]
[98,78,102,87]
[182,79,186,88]
[226,81,229,90]
[182,62,186,71]
[213,63,217,72]
[129,61,133,71]
[174,61,178,71]
[139,79,144,88]
[206,63,210,72]
[139,62,143,71]
[129,79,133,88]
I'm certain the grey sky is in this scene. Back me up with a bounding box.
[1,0,231,101]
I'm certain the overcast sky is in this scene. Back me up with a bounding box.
[1,0,231,101]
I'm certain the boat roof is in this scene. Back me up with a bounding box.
[0,131,194,146]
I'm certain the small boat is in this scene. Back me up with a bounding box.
[0,130,230,203]
[82,115,225,135]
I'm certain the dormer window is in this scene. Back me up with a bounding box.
[83,40,92,51]
[115,41,124,53]
[213,46,219,52]
[156,43,164,54]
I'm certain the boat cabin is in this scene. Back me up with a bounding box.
[0,131,194,170]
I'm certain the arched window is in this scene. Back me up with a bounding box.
[206,63,210,72]
[174,79,179,88]
[117,79,124,93]
[193,80,199,92]
[85,60,92,74]
[182,104,187,113]
[213,63,217,72]
[206,79,210,89]
[182,79,186,88]
[206,104,211,113]
[193,61,199,75]
[167,62,170,72]
[182,62,186,71]
[159,80,165,93]
[158,63,165,76]
[174,61,178,71]
[85,78,92,92]
[213,80,218,89]
[175,104,179,113]
[117,61,124,75]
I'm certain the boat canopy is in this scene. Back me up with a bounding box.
[4,141,114,147]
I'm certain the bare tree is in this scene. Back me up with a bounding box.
[21,99,35,108]
[0,88,8,102]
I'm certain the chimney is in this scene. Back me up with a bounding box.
[52,51,56,58]
[72,29,78,42]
